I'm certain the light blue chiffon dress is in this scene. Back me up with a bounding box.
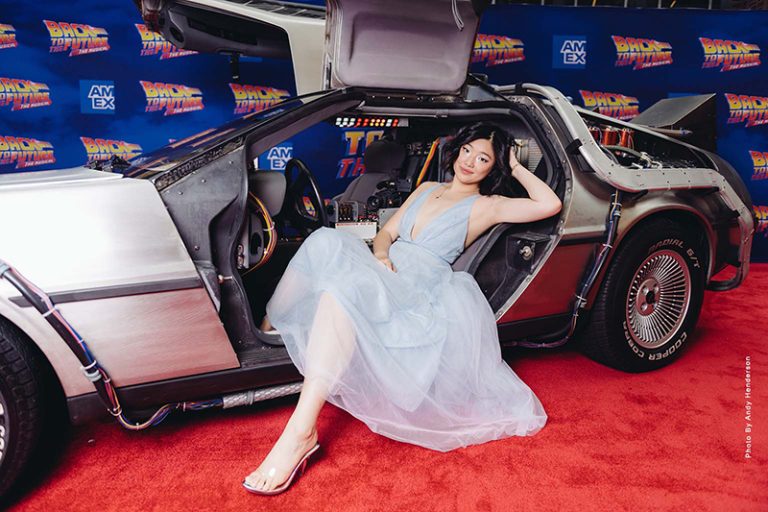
[265,183,547,451]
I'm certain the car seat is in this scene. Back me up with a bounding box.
[249,170,287,215]
[451,135,558,274]
[333,139,407,203]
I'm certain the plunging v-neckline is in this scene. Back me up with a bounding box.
[408,185,478,241]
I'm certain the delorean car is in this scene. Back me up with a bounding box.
[0,0,754,498]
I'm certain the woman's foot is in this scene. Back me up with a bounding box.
[244,426,319,493]
[260,315,277,334]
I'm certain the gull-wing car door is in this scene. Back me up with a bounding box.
[135,0,488,95]
[324,0,486,94]
[135,0,327,95]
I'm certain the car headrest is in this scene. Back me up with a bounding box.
[363,139,406,174]
[514,138,543,171]
[249,170,286,216]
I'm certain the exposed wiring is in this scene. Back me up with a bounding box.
[513,189,623,348]
[0,260,219,430]
[415,138,441,187]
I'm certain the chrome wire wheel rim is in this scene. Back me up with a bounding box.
[625,249,691,350]
[0,389,8,466]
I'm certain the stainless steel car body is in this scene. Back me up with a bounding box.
[0,1,756,501]
[0,0,755,401]
[0,169,238,396]
[528,84,752,283]
[493,84,753,325]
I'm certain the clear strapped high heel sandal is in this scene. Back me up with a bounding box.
[242,443,321,496]
[257,315,284,346]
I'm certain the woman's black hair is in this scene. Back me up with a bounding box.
[440,122,525,197]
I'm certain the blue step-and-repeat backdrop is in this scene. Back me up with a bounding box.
[0,1,767,261]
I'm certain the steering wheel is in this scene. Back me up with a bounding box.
[282,158,329,236]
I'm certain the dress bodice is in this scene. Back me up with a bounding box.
[397,183,480,265]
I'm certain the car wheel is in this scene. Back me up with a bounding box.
[579,218,707,372]
[0,320,46,499]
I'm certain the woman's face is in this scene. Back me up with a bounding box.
[453,137,496,185]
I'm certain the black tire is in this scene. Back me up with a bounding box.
[579,218,707,372]
[0,319,46,499]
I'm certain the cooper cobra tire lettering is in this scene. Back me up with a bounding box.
[648,332,688,361]
[622,320,645,359]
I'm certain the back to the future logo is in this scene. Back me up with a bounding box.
[0,77,52,111]
[726,93,768,127]
[81,137,142,162]
[472,34,525,67]
[700,38,760,72]
[612,35,673,70]
[0,135,55,169]
[44,20,109,57]
[0,24,18,49]
[338,130,384,179]
[229,84,290,115]
[579,90,639,120]
[135,24,197,59]
[754,205,768,237]
[140,81,204,116]
[749,150,768,180]
[553,36,586,69]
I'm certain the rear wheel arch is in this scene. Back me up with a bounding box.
[591,207,715,303]
[632,209,713,278]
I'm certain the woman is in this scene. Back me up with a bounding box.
[243,122,563,494]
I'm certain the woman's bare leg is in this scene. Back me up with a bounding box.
[245,291,356,491]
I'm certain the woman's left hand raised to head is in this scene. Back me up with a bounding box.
[477,146,563,225]
[509,146,522,179]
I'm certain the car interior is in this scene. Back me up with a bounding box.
[235,108,566,355]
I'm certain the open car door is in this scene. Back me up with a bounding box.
[135,0,488,95]
[135,0,327,95]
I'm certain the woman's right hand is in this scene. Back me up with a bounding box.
[375,254,397,272]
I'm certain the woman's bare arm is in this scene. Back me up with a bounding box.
[488,152,562,225]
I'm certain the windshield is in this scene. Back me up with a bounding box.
[123,90,334,178]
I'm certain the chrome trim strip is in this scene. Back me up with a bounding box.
[9,277,202,307]
[557,235,604,246]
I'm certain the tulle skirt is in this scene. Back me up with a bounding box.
[265,227,547,451]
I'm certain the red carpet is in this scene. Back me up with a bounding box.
[8,265,768,511]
